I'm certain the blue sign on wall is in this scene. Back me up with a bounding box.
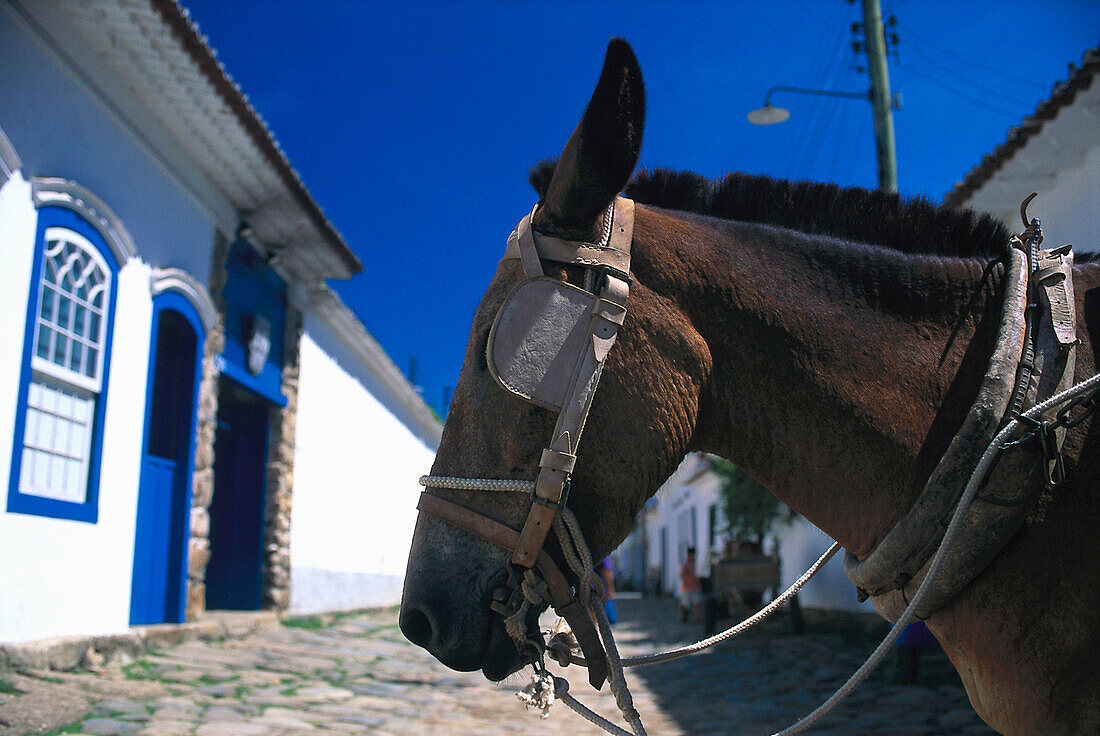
[218,239,287,406]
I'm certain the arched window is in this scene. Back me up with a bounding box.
[8,207,119,522]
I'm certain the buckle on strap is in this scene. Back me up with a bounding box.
[532,479,571,510]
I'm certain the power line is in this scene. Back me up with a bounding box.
[784,1,859,179]
[895,59,1027,118]
[897,20,1051,91]
[905,41,1038,108]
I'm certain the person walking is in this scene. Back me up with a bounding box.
[596,556,617,624]
[678,547,702,622]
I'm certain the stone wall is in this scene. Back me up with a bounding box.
[185,230,229,621]
[184,325,223,621]
[262,304,302,611]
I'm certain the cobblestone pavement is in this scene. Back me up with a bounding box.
[0,597,997,736]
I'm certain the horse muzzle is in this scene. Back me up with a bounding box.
[399,514,537,679]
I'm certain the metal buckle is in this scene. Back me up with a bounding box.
[594,265,632,292]
[531,479,571,511]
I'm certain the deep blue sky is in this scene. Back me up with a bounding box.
[183,0,1098,417]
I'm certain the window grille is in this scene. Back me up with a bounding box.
[18,227,111,504]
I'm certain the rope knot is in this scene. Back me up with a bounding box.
[517,669,557,719]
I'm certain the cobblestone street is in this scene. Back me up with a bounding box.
[0,597,996,736]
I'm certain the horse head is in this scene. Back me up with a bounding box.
[399,39,712,682]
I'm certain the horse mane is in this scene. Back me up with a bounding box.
[529,160,1015,260]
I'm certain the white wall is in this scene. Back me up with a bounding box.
[0,175,155,641]
[0,17,216,284]
[289,316,437,614]
[772,518,874,614]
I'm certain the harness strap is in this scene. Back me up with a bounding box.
[511,204,545,279]
[846,215,1080,619]
[416,492,610,688]
[510,198,634,571]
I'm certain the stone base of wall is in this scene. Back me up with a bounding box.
[0,611,278,672]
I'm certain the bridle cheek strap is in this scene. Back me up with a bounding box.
[417,493,610,688]
[509,198,634,570]
[419,196,635,691]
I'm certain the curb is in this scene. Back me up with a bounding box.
[0,611,279,672]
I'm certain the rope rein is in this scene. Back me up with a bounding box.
[418,372,1100,735]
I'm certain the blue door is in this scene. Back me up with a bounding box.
[205,377,270,610]
[130,300,202,625]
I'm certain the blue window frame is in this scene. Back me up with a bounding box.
[7,206,119,523]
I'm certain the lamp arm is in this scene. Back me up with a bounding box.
[763,86,870,107]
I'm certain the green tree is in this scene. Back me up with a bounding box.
[710,457,796,547]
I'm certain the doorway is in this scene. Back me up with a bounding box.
[130,303,201,625]
[205,377,271,610]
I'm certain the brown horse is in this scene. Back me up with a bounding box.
[400,39,1100,734]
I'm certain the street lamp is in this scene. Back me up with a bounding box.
[747,85,900,192]
[746,86,871,125]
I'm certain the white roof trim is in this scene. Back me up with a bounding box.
[303,284,443,449]
[31,177,137,264]
[150,267,222,336]
[6,0,361,283]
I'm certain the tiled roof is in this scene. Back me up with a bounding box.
[10,0,361,282]
[944,47,1099,208]
[152,0,362,277]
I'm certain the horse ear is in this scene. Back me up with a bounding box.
[533,38,645,238]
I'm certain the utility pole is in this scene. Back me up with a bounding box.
[860,0,898,193]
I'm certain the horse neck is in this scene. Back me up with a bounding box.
[636,207,1003,557]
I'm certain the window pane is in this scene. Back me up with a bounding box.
[89,312,101,339]
[36,324,51,359]
[50,455,65,494]
[57,391,73,418]
[69,343,83,373]
[37,411,55,449]
[72,395,89,422]
[24,408,39,444]
[39,384,57,413]
[53,333,69,368]
[57,296,71,332]
[73,304,87,337]
[84,347,98,379]
[70,422,86,457]
[67,459,84,500]
[33,449,49,487]
[55,418,71,453]
[40,288,55,321]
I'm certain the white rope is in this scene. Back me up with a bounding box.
[621,541,840,667]
[423,372,1100,735]
[766,371,1100,736]
[420,475,534,492]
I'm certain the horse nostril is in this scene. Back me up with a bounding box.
[400,606,435,648]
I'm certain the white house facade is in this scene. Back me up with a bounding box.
[0,0,440,645]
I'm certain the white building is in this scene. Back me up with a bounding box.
[615,453,871,613]
[945,47,1098,251]
[0,0,440,644]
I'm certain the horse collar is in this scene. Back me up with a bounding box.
[845,215,1080,620]
[419,196,636,689]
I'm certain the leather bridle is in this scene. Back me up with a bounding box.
[419,197,636,689]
